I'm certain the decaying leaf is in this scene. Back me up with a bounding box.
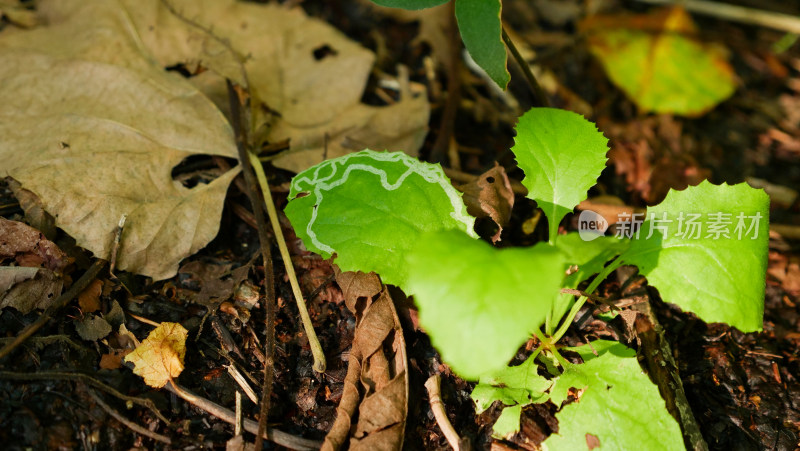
[324,271,408,451]
[0,0,38,28]
[121,0,430,173]
[580,7,736,116]
[0,217,67,271]
[457,163,515,243]
[74,314,112,342]
[77,279,103,313]
[0,266,62,313]
[125,322,188,388]
[0,0,240,280]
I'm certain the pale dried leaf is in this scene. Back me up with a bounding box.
[119,0,430,173]
[124,322,188,388]
[0,0,239,280]
[0,266,62,313]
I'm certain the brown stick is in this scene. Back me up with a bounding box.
[502,27,550,107]
[430,1,462,164]
[226,80,277,451]
[0,259,107,360]
[88,390,172,444]
[165,381,321,450]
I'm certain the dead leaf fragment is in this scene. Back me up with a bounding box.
[99,349,129,370]
[78,279,103,313]
[323,274,407,451]
[0,266,62,313]
[74,314,112,341]
[0,217,67,271]
[457,163,515,243]
[125,322,188,388]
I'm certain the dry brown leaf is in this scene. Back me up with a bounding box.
[0,217,67,271]
[0,0,240,280]
[0,0,38,28]
[74,314,112,342]
[457,163,515,243]
[324,272,407,451]
[99,349,129,370]
[0,266,62,313]
[78,279,103,313]
[121,0,430,173]
[124,322,188,388]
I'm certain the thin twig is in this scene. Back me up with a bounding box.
[88,390,172,444]
[502,27,550,107]
[0,370,170,424]
[226,80,278,451]
[430,1,462,164]
[247,151,327,374]
[0,259,107,360]
[425,374,464,450]
[559,288,619,310]
[164,381,322,450]
[634,0,800,34]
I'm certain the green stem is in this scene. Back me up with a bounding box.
[501,27,550,108]
[551,257,623,343]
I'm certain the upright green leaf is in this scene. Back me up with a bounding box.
[406,230,565,379]
[512,108,609,242]
[455,0,509,89]
[543,341,684,450]
[284,150,476,287]
[371,0,449,9]
[620,181,769,332]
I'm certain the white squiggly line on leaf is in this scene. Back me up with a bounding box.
[290,150,477,254]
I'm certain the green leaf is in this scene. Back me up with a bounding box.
[581,7,736,116]
[620,180,769,332]
[471,353,552,438]
[543,340,684,450]
[406,230,565,379]
[454,0,509,89]
[471,354,551,414]
[512,108,609,242]
[550,234,629,330]
[370,0,449,9]
[284,150,476,287]
[492,404,523,439]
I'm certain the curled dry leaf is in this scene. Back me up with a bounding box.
[324,271,408,451]
[74,314,112,342]
[124,322,188,388]
[457,163,515,243]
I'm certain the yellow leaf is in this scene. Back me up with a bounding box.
[124,322,188,388]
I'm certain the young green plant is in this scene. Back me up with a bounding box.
[284,107,769,448]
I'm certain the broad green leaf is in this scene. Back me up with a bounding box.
[471,354,551,414]
[580,7,736,116]
[406,230,565,379]
[284,150,476,287]
[512,108,609,242]
[550,234,629,330]
[620,180,769,332]
[543,340,683,451]
[455,0,509,89]
[471,353,552,438]
[371,0,449,9]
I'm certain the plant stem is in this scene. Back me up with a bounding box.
[551,257,623,343]
[248,152,327,374]
[501,27,550,108]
